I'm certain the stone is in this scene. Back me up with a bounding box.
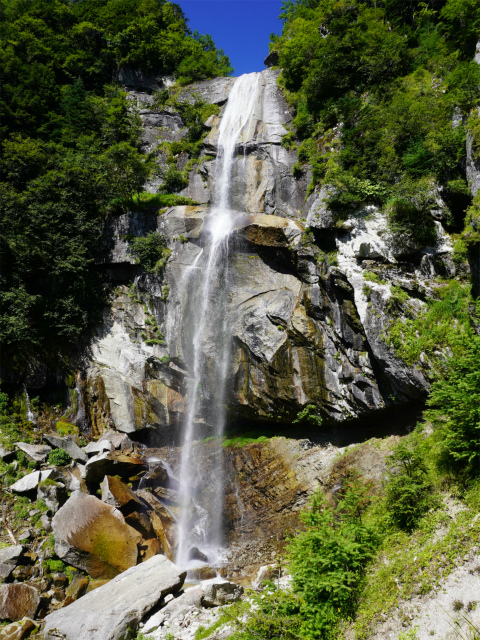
[52,492,142,579]
[11,566,33,581]
[124,510,154,539]
[264,50,279,67]
[139,538,161,561]
[253,564,281,588]
[0,584,39,621]
[64,575,89,605]
[43,435,87,464]
[15,442,51,463]
[37,482,68,513]
[40,514,52,532]
[84,452,146,485]
[144,586,203,633]
[0,618,36,640]
[98,432,133,451]
[10,470,57,494]
[201,579,244,607]
[188,546,208,563]
[0,447,15,463]
[83,441,113,457]
[100,475,144,509]
[42,555,186,640]
[0,546,25,580]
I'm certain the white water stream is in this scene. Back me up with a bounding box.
[175,73,262,568]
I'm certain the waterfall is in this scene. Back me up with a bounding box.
[23,384,35,423]
[175,73,262,569]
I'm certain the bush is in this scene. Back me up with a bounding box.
[129,232,171,275]
[385,437,436,531]
[426,334,480,479]
[288,478,378,638]
[292,404,322,427]
[47,448,72,466]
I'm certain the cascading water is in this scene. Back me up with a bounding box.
[175,72,262,569]
[23,384,35,423]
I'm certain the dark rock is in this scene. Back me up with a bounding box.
[188,546,209,563]
[37,482,68,513]
[64,575,89,605]
[264,50,279,67]
[11,566,33,581]
[43,555,186,640]
[0,584,39,621]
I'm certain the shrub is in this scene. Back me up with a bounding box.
[288,478,378,638]
[292,404,322,427]
[47,448,72,466]
[425,334,480,479]
[385,437,436,531]
[129,232,171,275]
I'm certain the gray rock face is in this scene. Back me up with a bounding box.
[42,555,186,640]
[0,546,25,580]
[44,434,87,463]
[37,482,68,514]
[201,579,244,607]
[84,452,146,484]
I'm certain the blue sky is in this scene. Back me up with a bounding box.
[178,0,284,76]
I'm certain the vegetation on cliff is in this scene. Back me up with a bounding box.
[0,0,232,373]
[272,0,480,234]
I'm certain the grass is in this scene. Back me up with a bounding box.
[222,435,269,448]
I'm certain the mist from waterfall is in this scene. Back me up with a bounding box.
[175,72,262,569]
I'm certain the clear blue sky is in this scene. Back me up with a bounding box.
[178,0,284,76]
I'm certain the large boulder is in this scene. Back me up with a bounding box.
[42,555,186,640]
[143,586,203,634]
[52,492,142,579]
[37,481,68,514]
[0,546,25,580]
[0,584,39,621]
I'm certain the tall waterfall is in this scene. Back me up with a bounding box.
[176,72,262,568]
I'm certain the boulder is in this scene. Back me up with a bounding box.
[0,618,36,640]
[52,492,142,579]
[0,584,39,621]
[15,442,51,463]
[201,579,244,607]
[0,546,25,580]
[37,482,68,513]
[98,432,133,452]
[42,555,186,640]
[83,441,113,457]
[84,452,146,485]
[10,470,57,494]
[43,435,87,464]
[100,475,144,510]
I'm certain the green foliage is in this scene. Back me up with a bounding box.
[129,232,171,275]
[288,478,378,638]
[130,192,199,211]
[274,0,479,237]
[385,435,436,532]
[386,281,475,366]
[292,404,322,427]
[222,435,268,448]
[55,420,78,436]
[47,448,72,466]
[43,558,66,574]
[425,334,480,479]
[0,0,230,374]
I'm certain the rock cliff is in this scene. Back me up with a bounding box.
[80,69,460,438]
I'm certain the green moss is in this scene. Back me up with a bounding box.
[222,435,269,448]
[56,420,78,436]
